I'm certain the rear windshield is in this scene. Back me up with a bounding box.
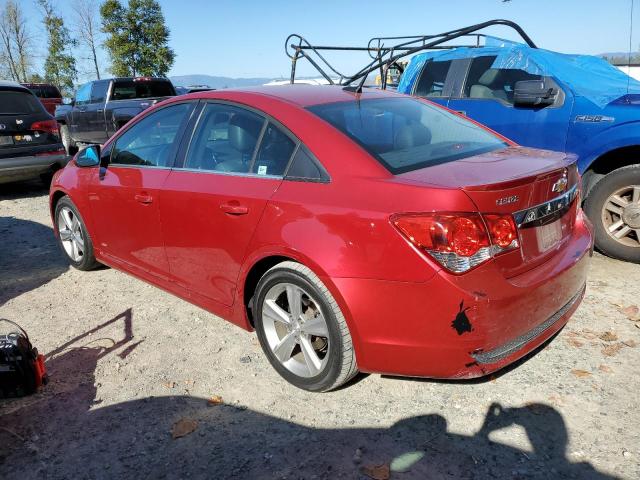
[0,90,44,115]
[25,85,61,98]
[111,80,176,101]
[308,97,507,174]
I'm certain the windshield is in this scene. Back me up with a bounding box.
[308,97,507,174]
[111,80,175,100]
[0,90,43,115]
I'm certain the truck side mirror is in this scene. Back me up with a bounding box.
[513,79,556,107]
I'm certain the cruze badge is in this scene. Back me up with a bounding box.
[496,195,519,206]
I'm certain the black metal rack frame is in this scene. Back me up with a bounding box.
[285,19,537,90]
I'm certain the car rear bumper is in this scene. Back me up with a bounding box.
[0,151,69,183]
[332,209,593,379]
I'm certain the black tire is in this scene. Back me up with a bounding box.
[59,124,77,156]
[54,196,101,270]
[253,261,358,392]
[584,164,640,263]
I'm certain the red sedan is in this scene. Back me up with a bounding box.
[49,85,593,391]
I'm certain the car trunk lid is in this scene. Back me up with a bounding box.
[397,146,580,277]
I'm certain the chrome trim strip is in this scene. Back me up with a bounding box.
[471,283,585,365]
[513,184,578,228]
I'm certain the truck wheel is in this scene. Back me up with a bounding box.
[584,165,640,263]
[60,124,77,156]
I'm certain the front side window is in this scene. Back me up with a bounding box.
[75,83,91,105]
[308,97,507,175]
[90,81,109,103]
[464,57,543,104]
[184,104,265,174]
[414,60,452,97]
[111,103,190,167]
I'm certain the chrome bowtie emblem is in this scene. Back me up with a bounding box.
[552,171,568,193]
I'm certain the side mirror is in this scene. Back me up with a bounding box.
[63,97,74,105]
[76,145,100,167]
[513,79,557,107]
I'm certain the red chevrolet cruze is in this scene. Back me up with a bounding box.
[49,85,593,391]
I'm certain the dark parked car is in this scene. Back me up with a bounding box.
[21,82,63,116]
[0,81,67,185]
[50,85,592,391]
[55,77,176,154]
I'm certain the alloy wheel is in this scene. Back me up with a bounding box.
[601,185,640,249]
[261,282,330,378]
[57,206,85,262]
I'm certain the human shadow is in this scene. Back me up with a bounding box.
[0,309,615,480]
[0,216,69,306]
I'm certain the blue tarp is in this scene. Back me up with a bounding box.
[397,36,640,108]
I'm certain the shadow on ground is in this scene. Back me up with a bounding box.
[0,179,50,201]
[0,311,614,480]
[0,216,69,306]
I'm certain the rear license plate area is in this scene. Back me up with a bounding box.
[536,219,562,252]
[0,135,14,146]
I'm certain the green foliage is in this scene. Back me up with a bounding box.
[101,0,174,77]
[39,0,77,95]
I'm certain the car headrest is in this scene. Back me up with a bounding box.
[478,69,500,86]
[229,114,261,153]
[394,123,432,150]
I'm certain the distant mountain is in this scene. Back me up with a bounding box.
[170,74,286,89]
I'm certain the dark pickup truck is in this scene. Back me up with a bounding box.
[55,77,176,154]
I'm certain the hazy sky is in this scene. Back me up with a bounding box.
[18,0,640,80]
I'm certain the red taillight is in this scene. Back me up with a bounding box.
[30,119,59,136]
[392,212,519,274]
[484,214,518,248]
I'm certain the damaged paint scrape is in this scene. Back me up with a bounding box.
[452,300,473,335]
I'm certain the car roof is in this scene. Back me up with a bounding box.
[0,80,28,89]
[189,84,402,107]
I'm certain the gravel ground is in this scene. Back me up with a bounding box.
[1,180,639,480]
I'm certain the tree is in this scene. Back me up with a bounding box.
[0,0,33,82]
[73,0,102,79]
[100,0,175,77]
[38,0,77,94]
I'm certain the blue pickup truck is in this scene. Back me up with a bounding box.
[397,39,640,263]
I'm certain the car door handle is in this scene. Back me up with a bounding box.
[134,194,153,204]
[220,202,248,215]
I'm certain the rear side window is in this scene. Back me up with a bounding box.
[0,90,43,114]
[184,103,265,174]
[111,103,190,167]
[308,97,507,175]
[111,80,175,100]
[252,123,296,176]
[414,60,452,97]
[286,146,328,182]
